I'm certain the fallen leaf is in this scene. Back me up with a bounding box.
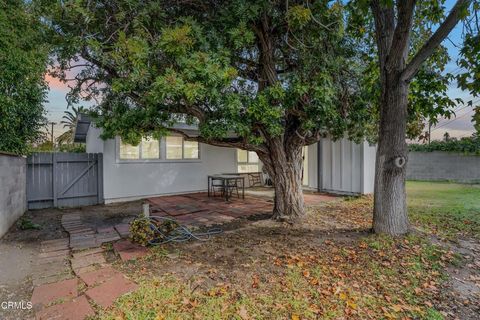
[238,305,250,320]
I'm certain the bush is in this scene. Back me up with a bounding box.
[409,136,480,155]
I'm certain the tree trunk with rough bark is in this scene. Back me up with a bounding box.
[370,0,468,236]
[259,140,306,222]
[373,74,410,235]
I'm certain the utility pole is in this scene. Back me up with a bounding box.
[428,122,432,145]
[48,121,57,146]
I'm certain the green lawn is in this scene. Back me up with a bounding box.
[407,181,480,239]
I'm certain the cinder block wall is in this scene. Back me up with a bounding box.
[407,151,480,183]
[0,152,26,238]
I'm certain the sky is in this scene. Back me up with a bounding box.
[42,1,477,141]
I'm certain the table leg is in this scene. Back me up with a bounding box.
[224,179,229,201]
[242,177,245,199]
[208,177,211,197]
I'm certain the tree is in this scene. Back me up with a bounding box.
[355,0,479,235]
[44,0,373,221]
[57,106,87,145]
[473,106,480,135]
[0,0,49,155]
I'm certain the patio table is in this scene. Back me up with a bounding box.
[207,174,245,201]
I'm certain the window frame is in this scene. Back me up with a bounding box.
[236,149,260,173]
[166,135,200,160]
[116,136,201,163]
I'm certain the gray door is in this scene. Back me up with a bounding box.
[27,153,103,209]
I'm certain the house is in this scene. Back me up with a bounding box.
[74,114,376,204]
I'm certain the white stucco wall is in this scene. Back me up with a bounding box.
[86,125,104,154]
[101,138,237,203]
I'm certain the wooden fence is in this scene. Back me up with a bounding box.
[27,153,103,209]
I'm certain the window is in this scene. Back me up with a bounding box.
[119,137,160,160]
[184,140,199,159]
[166,136,199,160]
[237,149,259,173]
[119,136,199,161]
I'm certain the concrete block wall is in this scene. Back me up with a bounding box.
[407,151,480,183]
[0,152,27,238]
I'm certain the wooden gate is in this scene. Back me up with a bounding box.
[27,153,103,209]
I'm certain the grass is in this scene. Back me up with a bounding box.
[407,181,480,239]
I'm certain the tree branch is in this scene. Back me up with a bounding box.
[370,0,396,69]
[386,0,416,71]
[166,128,269,154]
[401,0,472,82]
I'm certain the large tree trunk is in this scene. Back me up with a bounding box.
[259,141,306,222]
[373,72,410,235]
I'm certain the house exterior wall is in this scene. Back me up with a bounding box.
[86,125,104,153]
[0,153,26,238]
[101,138,237,203]
[318,138,376,195]
[361,141,377,193]
[305,143,318,189]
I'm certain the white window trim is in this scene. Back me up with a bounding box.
[115,137,201,164]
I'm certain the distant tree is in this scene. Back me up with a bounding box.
[57,106,87,145]
[443,132,451,142]
[0,0,49,155]
[473,106,480,135]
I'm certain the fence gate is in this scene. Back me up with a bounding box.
[27,153,103,209]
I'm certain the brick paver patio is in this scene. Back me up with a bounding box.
[147,192,273,227]
[147,191,337,226]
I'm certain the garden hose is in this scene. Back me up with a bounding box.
[134,215,223,245]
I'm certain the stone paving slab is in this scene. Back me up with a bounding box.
[33,273,74,287]
[78,266,122,287]
[38,249,70,259]
[37,254,69,265]
[31,278,78,307]
[41,238,70,246]
[72,247,105,259]
[114,223,130,238]
[74,265,99,276]
[71,252,106,271]
[35,295,94,320]
[113,240,148,261]
[40,243,70,253]
[33,261,71,276]
[85,273,138,308]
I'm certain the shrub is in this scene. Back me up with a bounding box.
[409,136,480,155]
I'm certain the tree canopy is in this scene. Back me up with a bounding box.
[46,0,370,148]
[0,0,49,155]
